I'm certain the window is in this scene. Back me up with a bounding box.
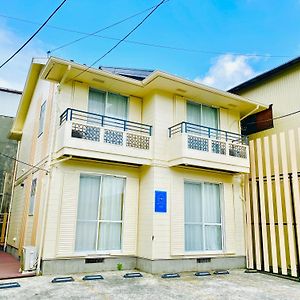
[187,101,219,129]
[88,88,128,120]
[75,174,125,252]
[184,181,222,252]
[28,179,37,216]
[38,101,46,136]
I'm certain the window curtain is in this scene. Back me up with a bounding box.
[202,105,218,129]
[203,183,222,250]
[98,176,124,251]
[88,89,106,116]
[187,102,201,125]
[106,92,127,120]
[75,175,100,251]
[184,182,203,251]
[187,102,219,133]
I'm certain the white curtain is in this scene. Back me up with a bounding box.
[75,175,100,251]
[106,92,127,120]
[187,102,201,125]
[98,176,124,251]
[184,182,203,251]
[88,89,106,116]
[184,182,222,251]
[203,183,222,250]
[202,105,218,129]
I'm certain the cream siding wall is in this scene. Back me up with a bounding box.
[170,168,244,258]
[16,80,51,178]
[238,66,300,172]
[240,65,300,137]
[42,161,140,259]
[7,185,24,248]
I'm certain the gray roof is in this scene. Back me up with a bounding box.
[99,66,154,81]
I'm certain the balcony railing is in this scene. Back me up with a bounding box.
[168,122,248,159]
[59,108,152,150]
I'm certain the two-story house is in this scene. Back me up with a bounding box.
[6,57,267,274]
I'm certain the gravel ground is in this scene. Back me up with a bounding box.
[1,269,300,300]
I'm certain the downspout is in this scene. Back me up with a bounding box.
[36,84,59,275]
[4,141,20,251]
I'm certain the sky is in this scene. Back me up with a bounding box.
[1,0,300,93]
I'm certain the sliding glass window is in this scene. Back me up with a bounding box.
[184,181,222,252]
[88,88,128,120]
[75,174,125,252]
[187,101,219,129]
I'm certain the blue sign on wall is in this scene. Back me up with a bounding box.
[155,190,167,213]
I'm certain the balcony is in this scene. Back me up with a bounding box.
[168,122,249,173]
[55,108,152,165]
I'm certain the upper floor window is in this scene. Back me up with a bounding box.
[38,101,46,136]
[187,101,219,129]
[88,88,128,120]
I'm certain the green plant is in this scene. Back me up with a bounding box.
[117,263,123,271]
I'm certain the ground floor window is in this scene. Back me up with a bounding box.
[75,174,125,252]
[184,181,222,251]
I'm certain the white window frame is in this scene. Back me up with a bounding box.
[186,100,220,129]
[184,180,225,254]
[88,88,129,120]
[28,178,37,216]
[75,173,126,255]
[38,101,46,137]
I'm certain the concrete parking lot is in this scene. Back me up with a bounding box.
[1,269,300,300]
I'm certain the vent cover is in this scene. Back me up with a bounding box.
[196,258,211,263]
[85,258,104,264]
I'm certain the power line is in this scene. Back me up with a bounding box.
[0,153,49,174]
[69,0,168,82]
[0,0,67,70]
[0,13,292,59]
[48,2,169,54]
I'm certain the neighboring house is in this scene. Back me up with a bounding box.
[0,87,22,118]
[229,57,300,278]
[0,87,22,211]
[7,57,266,275]
[0,115,18,246]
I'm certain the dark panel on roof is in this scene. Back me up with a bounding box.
[241,105,273,135]
[99,66,154,81]
[228,56,300,94]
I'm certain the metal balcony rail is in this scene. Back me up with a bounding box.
[60,108,152,136]
[168,122,248,145]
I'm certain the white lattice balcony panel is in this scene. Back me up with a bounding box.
[56,109,152,165]
[168,122,250,173]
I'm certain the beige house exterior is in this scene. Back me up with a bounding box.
[7,57,266,274]
[229,57,300,278]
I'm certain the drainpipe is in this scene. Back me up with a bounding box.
[4,141,20,251]
[36,83,59,275]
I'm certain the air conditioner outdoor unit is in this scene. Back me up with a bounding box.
[22,246,37,272]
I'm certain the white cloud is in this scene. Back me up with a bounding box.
[0,24,47,91]
[195,54,257,90]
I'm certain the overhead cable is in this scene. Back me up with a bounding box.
[0,0,67,69]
